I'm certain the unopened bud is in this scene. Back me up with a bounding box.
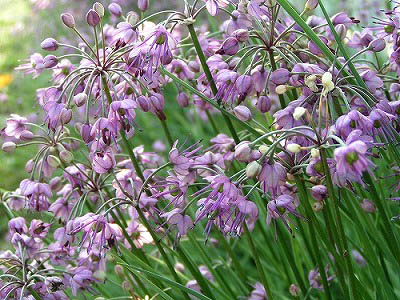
[49,177,62,192]
[234,105,252,121]
[232,29,249,42]
[44,55,58,68]
[246,161,262,178]
[86,9,101,27]
[41,38,58,51]
[138,0,149,12]
[25,159,34,173]
[287,143,302,153]
[369,38,386,52]
[312,201,324,212]
[289,284,300,297]
[305,0,318,10]
[61,109,72,125]
[108,3,122,17]
[47,155,61,168]
[59,150,74,163]
[74,93,88,107]
[20,130,34,141]
[258,145,269,155]
[175,263,185,273]
[2,141,16,152]
[61,13,75,28]
[114,265,125,277]
[360,199,376,213]
[311,148,320,158]
[275,85,288,94]
[293,106,307,120]
[335,24,347,40]
[127,11,139,26]
[93,2,105,18]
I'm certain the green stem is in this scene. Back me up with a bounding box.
[268,50,286,109]
[101,73,191,300]
[320,148,358,299]
[160,119,174,147]
[187,23,240,144]
[295,176,332,300]
[244,224,274,300]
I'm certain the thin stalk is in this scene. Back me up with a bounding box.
[187,23,240,144]
[320,148,358,299]
[244,224,274,299]
[101,73,191,300]
[160,119,174,147]
[294,176,332,300]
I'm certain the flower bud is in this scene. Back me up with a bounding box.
[44,55,58,68]
[232,29,249,42]
[305,0,318,10]
[20,130,34,141]
[61,13,75,28]
[177,92,189,107]
[114,265,125,277]
[287,143,302,153]
[47,155,61,168]
[311,148,320,158]
[93,2,105,18]
[86,9,101,27]
[360,199,376,213]
[2,141,16,152]
[311,185,328,201]
[175,263,185,273]
[234,105,252,121]
[127,11,139,26]
[137,95,150,112]
[335,24,347,40]
[61,109,72,125]
[74,93,88,107]
[312,201,324,212]
[305,74,318,92]
[138,0,149,12]
[369,38,386,52]
[25,159,34,173]
[257,95,272,113]
[270,68,290,85]
[275,85,288,94]
[246,161,262,178]
[108,3,122,17]
[59,150,74,163]
[41,38,58,51]
[216,37,240,56]
[289,284,300,297]
[81,124,95,143]
[122,281,133,293]
[293,106,307,120]
[235,141,252,162]
[259,145,269,155]
[49,177,62,192]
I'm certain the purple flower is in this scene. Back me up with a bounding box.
[308,266,335,290]
[3,114,29,139]
[69,267,94,296]
[203,0,228,16]
[91,149,116,174]
[266,194,304,232]
[334,140,375,184]
[259,161,287,196]
[15,53,45,78]
[248,282,266,300]
[19,179,52,211]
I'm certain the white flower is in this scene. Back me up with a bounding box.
[321,72,335,96]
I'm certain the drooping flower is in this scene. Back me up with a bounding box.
[334,140,375,185]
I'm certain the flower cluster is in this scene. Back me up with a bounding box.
[1,0,400,299]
